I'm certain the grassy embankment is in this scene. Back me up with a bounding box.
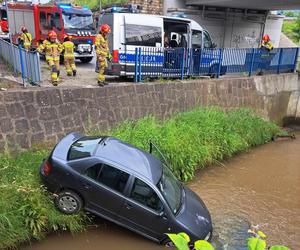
[282,14,300,44]
[0,108,283,249]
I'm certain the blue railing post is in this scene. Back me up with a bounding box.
[198,49,203,76]
[293,47,299,72]
[18,45,26,87]
[217,48,223,78]
[181,48,185,80]
[249,48,255,77]
[277,48,283,74]
[134,47,138,83]
[138,47,142,82]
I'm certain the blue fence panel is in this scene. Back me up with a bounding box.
[133,47,298,82]
[0,38,42,85]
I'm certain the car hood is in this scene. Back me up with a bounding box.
[176,186,212,240]
[52,132,84,160]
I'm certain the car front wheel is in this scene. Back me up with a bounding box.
[55,190,83,214]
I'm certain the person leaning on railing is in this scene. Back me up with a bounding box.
[261,34,274,51]
[19,27,32,52]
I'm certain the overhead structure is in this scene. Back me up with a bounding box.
[186,0,300,10]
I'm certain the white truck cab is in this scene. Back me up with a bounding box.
[99,10,215,76]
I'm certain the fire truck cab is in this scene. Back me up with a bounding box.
[7,2,95,63]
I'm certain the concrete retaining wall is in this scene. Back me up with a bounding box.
[0,73,299,151]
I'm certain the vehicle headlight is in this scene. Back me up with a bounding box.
[85,31,88,36]
[88,32,91,36]
[77,31,80,36]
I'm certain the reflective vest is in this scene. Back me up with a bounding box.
[38,40,62,61]
[261,41,273,51]
[20,32,32,47]
[62,41,75,59]
[95,33,109,58]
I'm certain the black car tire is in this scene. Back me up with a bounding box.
[55,190,83,214]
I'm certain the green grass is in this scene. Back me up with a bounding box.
[0,147,87,249]
[0,108,283,249]
[282,16,300,44]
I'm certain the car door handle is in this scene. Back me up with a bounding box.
[124,203,132,210]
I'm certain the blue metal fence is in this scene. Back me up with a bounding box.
[0,38,42,86]
[134,47,299,82]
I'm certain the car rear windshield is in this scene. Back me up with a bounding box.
[68,136,102,160]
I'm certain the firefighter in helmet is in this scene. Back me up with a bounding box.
[261,34,273,51]
[62,35,76,76]
[19,26,32,51]
[95,24,112,86]
[37,31,62,85]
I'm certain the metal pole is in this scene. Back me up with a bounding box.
[217,48,223,78]
[99,0,102,13]
[293,47,299,73]
[134,47,138,83]
[277,48,283,74]
[249,48,255,77]
[18,45,26,87]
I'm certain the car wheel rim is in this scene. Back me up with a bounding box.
[59,196,77,212]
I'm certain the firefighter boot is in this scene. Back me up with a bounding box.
[51,65,58,86]
[73,70,77,76]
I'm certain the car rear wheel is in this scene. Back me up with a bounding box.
[55,190,82,214]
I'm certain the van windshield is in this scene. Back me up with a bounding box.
[158,164,182,215]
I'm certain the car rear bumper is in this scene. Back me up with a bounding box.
[40,162,61,193]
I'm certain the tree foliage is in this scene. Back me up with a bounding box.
[74,0,127,11]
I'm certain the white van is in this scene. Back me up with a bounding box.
[99,10,216,76]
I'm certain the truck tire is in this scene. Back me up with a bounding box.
[80,57,93,63]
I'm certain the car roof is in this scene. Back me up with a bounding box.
[95,137,163,185]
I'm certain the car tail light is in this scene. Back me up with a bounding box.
[43,159,52,176]
[112,50,119,63]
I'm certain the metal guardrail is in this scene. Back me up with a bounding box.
[134,47,299,82]
[0,38,42,86]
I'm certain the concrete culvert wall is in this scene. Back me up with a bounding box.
[0,73,299,151]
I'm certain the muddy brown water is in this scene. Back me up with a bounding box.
[22,133,300,250]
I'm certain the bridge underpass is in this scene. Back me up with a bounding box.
[164,0,300,48]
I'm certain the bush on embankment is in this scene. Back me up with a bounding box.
[0,108,282,249]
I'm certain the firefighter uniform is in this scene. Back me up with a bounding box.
[62,39,76,76]
[261,41,274,51]
[20,32,32,51]
[95,33,110,84]
[261,34,273,51]
[38,37,62,85]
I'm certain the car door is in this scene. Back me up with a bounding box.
[78,161,130,221]
[118,177,170,241]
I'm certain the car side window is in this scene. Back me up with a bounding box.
[86,164,129,193]
[130,178,163,212]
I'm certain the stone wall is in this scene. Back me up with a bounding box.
[0,73,299,151]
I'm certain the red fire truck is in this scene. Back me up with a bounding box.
[7,2,95,63]
[0,3,9,41]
